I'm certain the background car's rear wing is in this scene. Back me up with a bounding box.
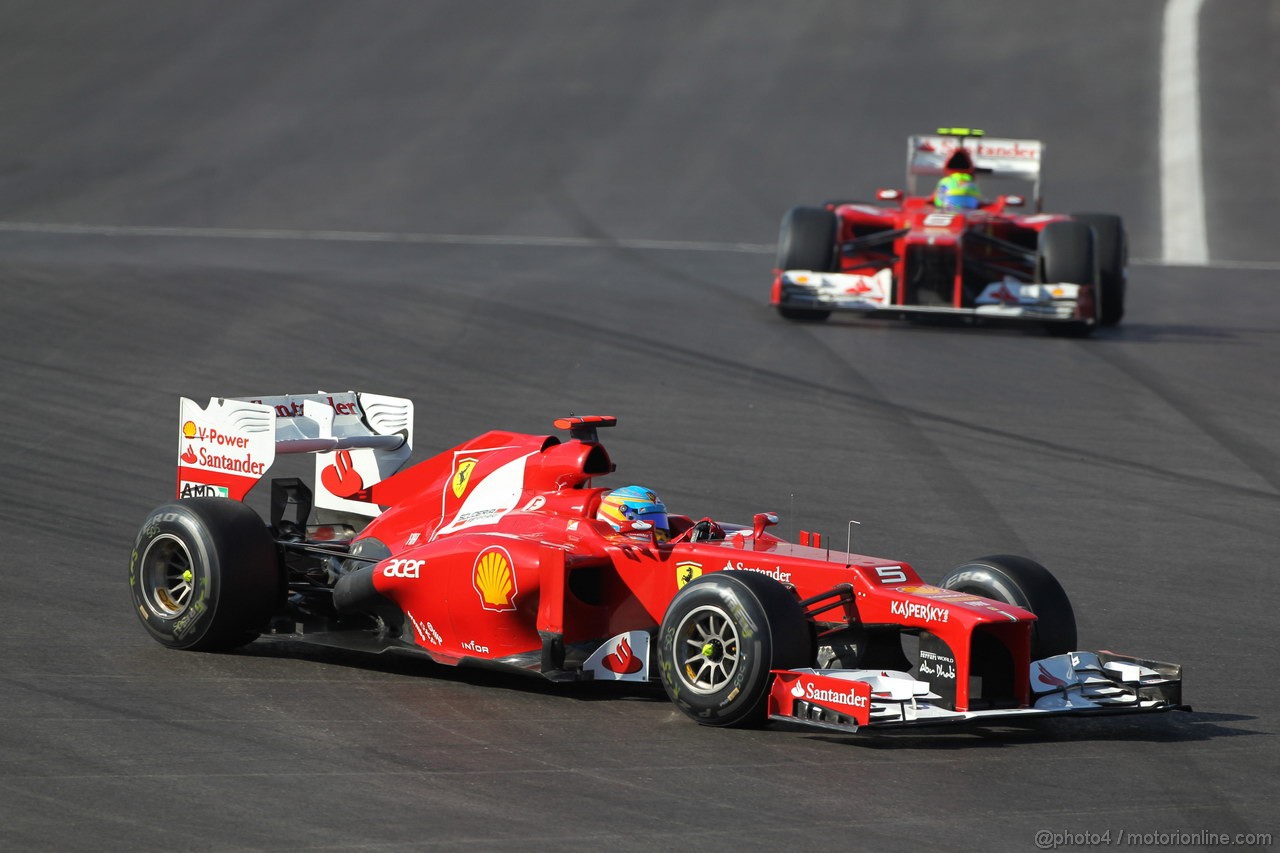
[176,391,413,516]
[906,132,1044,209]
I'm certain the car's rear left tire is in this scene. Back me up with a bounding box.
[657,570,813,727]
[129,498,281,651]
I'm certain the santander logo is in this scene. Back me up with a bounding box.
[601,636,643,675]
[799,678,869,709]
[1036,662,1068,688]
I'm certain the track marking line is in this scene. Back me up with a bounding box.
[1160,0,1209,264]
[1,221,1276,270]
[0,220,771,254]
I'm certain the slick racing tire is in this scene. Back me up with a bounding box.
[657,570,813,728]
[775,206,836,323]
[939,555,1077,661]
[129,498,281,651]
[1070,213,1127,327]
[1036,221,1098,338]
[776,206,838,272]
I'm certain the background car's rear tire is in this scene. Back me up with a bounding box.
[128,498,281,651]
[938,554,1077,660]
[1036,221,1098,337]
[657,570,813,727]
[1070,212,1127,327]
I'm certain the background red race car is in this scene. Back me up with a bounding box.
[131,393,1183,732]
[769,128,1127,335]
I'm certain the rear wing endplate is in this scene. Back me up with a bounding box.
[176,391,413,516]
[906,134,1044,209]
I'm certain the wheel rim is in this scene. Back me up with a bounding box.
[673,604,741,694]
[139,534,196,619]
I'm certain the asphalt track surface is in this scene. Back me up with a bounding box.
[2,2,1278,851]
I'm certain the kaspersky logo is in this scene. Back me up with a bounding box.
[452,457,478,498]
[676,561,702,590]
[473,546,517,611]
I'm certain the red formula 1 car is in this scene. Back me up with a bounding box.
[769,129,1127,335]
[130,393,1183,732]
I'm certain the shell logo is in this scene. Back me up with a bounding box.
[473,546,517,611]
[452,457,478,499]
[182,420,197,439]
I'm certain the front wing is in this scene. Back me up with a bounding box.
[777,271,1092,323]
[768,651,1185,734]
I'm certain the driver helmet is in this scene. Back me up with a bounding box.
[597,485,670,542]
[935,172,982,210]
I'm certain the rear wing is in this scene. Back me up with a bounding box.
[906,133,1044,210]
[176,391,413,516]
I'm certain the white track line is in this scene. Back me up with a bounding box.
[0,220,771,254]
[1,221,1276,270]
[1161,0,1209,264]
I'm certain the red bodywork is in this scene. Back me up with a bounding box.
[349,424,1035,713]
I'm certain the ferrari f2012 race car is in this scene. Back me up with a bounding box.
[769,128,1128,335]
[130,392,1183,733]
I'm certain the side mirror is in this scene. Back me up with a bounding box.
[1004,194,1025,207]
[753,512,779,539]
[876,188,903,201]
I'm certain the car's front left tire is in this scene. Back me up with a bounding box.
[657,570,813,727]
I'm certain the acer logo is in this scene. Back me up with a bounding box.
[383,558,424,579]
